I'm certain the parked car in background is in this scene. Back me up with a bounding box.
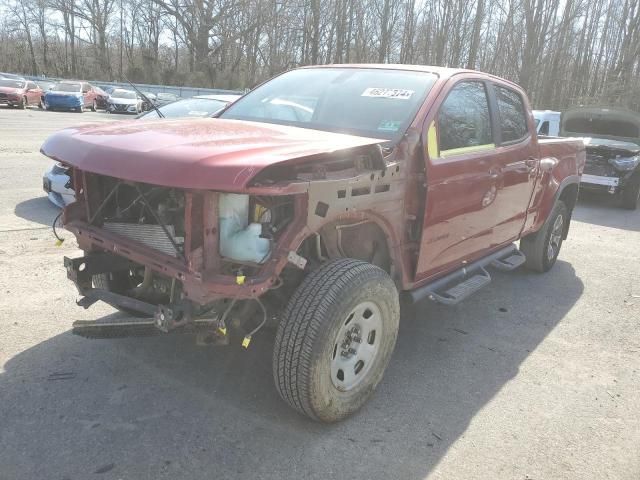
[140,91,157,111]
[42,163,74,207]
[43,65,585,422]
[44,81,99,112]
[99,86,116,95]
[35,80,56,92]
[153,92,179,106]
[561,106,640,209]
[93,86,109,109]
[533,110,560,136]
[106,89,143,114]
[138,94,241,119]
[0,78,43,108]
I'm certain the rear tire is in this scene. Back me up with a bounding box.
[273,258,400,422]
[621,174,640,210]
[520,200,568,273]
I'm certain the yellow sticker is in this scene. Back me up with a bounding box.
[427,121,439,158]
[236,275,246,285]
[55,239,65,247]
[242,336,251,348]
[218,327,227,336]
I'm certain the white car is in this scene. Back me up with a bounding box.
[43,163,74,207]
[106,88,142,114]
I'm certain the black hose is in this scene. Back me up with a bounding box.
[52,211,64,242]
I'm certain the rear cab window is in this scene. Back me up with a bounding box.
[494,85,529,143]
[430,81,494,158]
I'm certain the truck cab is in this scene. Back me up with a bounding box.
[42,65,585,422]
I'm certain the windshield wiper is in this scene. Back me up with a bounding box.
[122,74,164,118]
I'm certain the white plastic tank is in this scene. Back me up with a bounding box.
[219,193,271,263]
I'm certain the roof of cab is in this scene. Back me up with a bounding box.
[296,64,524,91]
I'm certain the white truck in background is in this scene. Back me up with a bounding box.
[533,110,561,136]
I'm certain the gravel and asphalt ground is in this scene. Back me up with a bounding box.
[0,107,638,480]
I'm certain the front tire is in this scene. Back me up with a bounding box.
[520,200,568,273]
[91,100,97,112]
[273,258,400,422]
[19,96,27,109]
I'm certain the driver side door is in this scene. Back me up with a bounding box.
[415,79,502,280]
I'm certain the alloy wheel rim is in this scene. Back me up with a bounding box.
[330,301,383,391]
[547,214,564,261]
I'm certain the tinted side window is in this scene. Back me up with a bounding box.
[438,82,493,153]
[495,86,528,142]
[539,121,549,135]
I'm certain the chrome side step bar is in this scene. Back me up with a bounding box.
[409,244,524,305]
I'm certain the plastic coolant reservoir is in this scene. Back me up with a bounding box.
[219,193,271,263]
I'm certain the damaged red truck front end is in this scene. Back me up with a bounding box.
[42,117,403,329]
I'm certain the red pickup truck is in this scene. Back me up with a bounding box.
[42,65,585,422]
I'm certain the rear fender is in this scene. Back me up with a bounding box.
[527,174,580,238]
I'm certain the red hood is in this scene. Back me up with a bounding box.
[41,118,383,191]
[0,86,23,95]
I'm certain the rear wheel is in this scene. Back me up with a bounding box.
[273,258,400,422]
[520,200,568,273]
[621,174,640,210]
[38,97,44,109]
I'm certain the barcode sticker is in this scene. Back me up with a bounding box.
[362,88,414,99]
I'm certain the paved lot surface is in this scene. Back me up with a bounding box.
[0,106,638,480]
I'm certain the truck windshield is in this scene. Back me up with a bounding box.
[220,68,437,141]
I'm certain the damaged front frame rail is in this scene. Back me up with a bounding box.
[65,254,210,333]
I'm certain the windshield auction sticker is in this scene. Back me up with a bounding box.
[361,88,414,99]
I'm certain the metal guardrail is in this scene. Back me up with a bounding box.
[18,74,243,99]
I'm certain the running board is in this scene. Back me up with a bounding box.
[491,250,526,271]
[409,244,523,305]
[427,268,492,305]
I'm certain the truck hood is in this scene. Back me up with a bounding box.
[40,118,383,191]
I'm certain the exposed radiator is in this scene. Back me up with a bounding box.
[103,222,184,257]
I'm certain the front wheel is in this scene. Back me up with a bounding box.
[19,96,27,109]
[273,258,400,422]
[520,200,568,273]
